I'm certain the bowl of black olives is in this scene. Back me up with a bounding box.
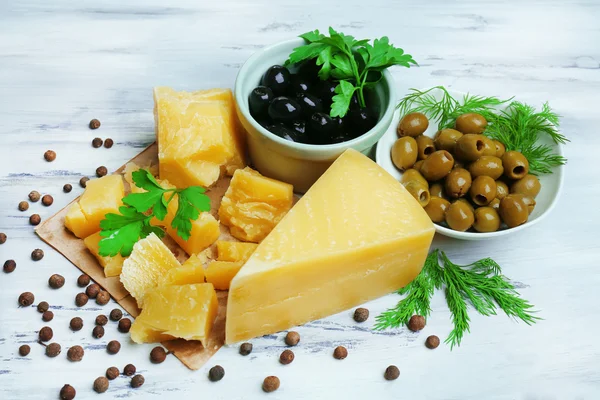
[234,38,396,193]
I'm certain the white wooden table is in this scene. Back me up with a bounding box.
[1,1,599,399]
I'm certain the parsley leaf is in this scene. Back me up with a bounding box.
[98,206,162,257]
[171,187,211,241]
[331,80,357,118]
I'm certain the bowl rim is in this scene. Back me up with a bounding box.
[375,88,565,239]
[234,37,397,152]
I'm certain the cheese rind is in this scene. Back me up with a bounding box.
[83,232,126,277]
[216,241,258,263]
[226,149,435,344]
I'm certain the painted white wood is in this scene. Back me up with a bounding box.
[1,0,599,398]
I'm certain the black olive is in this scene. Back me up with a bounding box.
[330,134,349,144]
[296,93,323,118]
[289,120,307,136]
[349,94,360,111]
[248,86,274,118]
[319,81,338,105]
[288,75,312,97]
[309,112,336,144]
[349,107,377,137]
[261,65,291,95]
[297,59,320,82]
[332,117,345,135]
[268,96,302,122]
[266,123,302,143]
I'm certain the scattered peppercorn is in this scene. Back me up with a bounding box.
[353,307,369,322]
[96,166,108,177]
[70,317,84,331]
[59,384,76,400]
[19,344,31,357]
[31,248,45,261]
[425,335,440,349]
[96,291,110,305]
[63,184,72,193]
[79,177,89,188]
[46,342,61,357]
[262,376,280,393]
[150,346,167,364]
[77,274,90,287]
[29,214,41,225]
[0,232,6,244]
[86,283,100,298]
[42,311,54,322]
[67,345,84,362]
[41,194,53,206]
[285,331,300,346]
[39,326,53,342]
[131,375,145,388]
[89,119,101,130]
[208,365,225,382]
[44,150,57,162]
[384,365,400,381]
[37,301,49,313]
[93,377,109,393]
[104,138,114,148]
[92,326,105,339]
[279,349,295,365]
[333,346,348,360]
[109,309,122,321]
[107,340,121,354]
[18,292,35,307]
[123,364,136,376]
[49,274,65,289]
[118,318,131,333]
[92,137,103,148]
[29,191,41,202]
[18,201,29,211]
[106,366,120,380]
[75,293,88,307]
[3,259,16,273]
[95,315,108,326]
[408,315,426,332]
[239,342,253,356]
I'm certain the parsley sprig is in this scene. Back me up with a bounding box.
[98,169,210,257]
[286,27,416,118]
[375,250,540,349]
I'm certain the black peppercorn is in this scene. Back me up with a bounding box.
[32,249,45,261]
[262,376,280,393]
[46,342,61,357]
[279,349,294,365]
[92,325,105,339]
[42,311,54,322]
[37,301,49,313]
[96,166,108,177]
[29,191,41,202]
[333,346,348,360]
[63,184,72,193]
[0,232,6,244]
[109,308,123,321]
[86,283,100,298]
[67,345,84,362]
[353,307,369,322]
[104,138,114,148]
[95,315,108,326]
[18,201,29,211]
[19,344,30,357]
[150,346,167,364]
[70,317,84,331]
[123,364,136,376]
[79,177,89,188]
[96,291,110,305]
[77,274,90,287]
[59,384,76,400]
[75,293,88,307]
[41,194,53,206]
[18,292,35,307]
[93,377,109,393]
[285,331,300,346]
[208,365,225,382]
[4,259,16,273]
[29,214,41,225]
[107,340,121,354]
[106,366,119,380]
[89,119,101,129]
[39,326,53,342]
[131,375,145,388]
[384,365,400,380]
[118,318,131,333]
[408,315,426,332]
[239,342,253,356]
[44,150,56,162]
[49,274,65,288]
[425,335,440,349]
[92,137,103,148]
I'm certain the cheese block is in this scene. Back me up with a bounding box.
[218,167,293,243]
[226,149,435,344]
[130,319,176,344]
[216,241,258,263]
[205,261,243,290]
[130,283,218,343]
[120,233,181,308]
[160,254,206,286]
[154,87,246,188]
[65,175,124,238]
[83,232,126,277]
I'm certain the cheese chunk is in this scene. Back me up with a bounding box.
[154,87,246,188]
[219,167,293,243]
[120,233,181,308]
[83,232,126,277]
[130,283,218,343]
[65,175,124,238]
[216,241,258,263]
[205,261,243,290]
[160,254,206,286]
[226,149,435,344]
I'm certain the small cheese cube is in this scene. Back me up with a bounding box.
[205,261,243,290]
[216,241,258,263]
[64,202,94,239]
[83,232,126,277]
[160,254,206,286]
[130,319,176,344]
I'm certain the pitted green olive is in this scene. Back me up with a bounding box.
[473,207,501,232]
[429,182,446,199]
[499,194,529,228]
[512,193,536,214]
[403,180,430,207]
[468,156,504,180]
[424,196,450,223]
[414,160,424,172]
[510,174,541,198]
[455,113,488,135]
[469,176,497,206]
[391,137,418,171]
[455,134,486,162]
[421,150,454,181]
[397,112,429,137]
[489,197,500,210]
[416,135,436,160]
[502,151,529,180]
[493,140,506,158]
[495,180,509,200]
[445,168,472,198]
[434,129,463,152]
[445,200,475,231]
[401,168,428,187]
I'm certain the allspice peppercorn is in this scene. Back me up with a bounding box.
[46,342,61,357]
[79,177,89,188]
[37,301,49,313]
[77,274,90,287]
[279,349,295,365]
[95,315,108,326]
[92,137,103,148]
[0,232,6,244]
[96,291,110,305]
[239,342,253,356]
[333,346,348,360]
[67,345,84,362]
[262,376,280,393]
[59,384,76,400]
[384,365,400,381]
[18,292,35,307]
[70,317,83,331]
[49,274,65,289]
[41,194,54,206]
[408,315,426,332]
[86,283,100,298]
[32,248,45,261]
[425,335,440,349]
[89,119,101,130]
[96,166,108,177]
[104,138,114,148]
[92,326,105,339]
[118,318,131,333]
[353,307,369,322]
[208,365,225,382]
[18,201,29,211]
[19,344,31,357]
[4,259,16,273]
[93,377,109,394]
[150,346,167,364]
[29,191,41,202]
[106,366,120,380]
[75,293,88,307]
[63,184,72,193]
[109,308,122,321]
[39,326,53,342]
[42,311,54,322]
[130,375,145,388]
[44,150,57,162]
[29,214,41,225]
[107,340,121,354]
[123,364,136,376]
[285,331,300,346]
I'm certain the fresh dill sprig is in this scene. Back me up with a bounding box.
[375,250,541,349]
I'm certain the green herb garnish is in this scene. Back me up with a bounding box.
[98,169,211,257]
[375,250,540,349]
[396,86,568,174]
[286,27,417,118]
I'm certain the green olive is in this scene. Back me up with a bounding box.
[510,174,541,198]
[512,193,536,214]
[453,160,465,170]
[421,150,454,181]
[403,180,430,207]
[493,140,506,158]
[445,201,475,231]
[391,137,418,171]
[495,180,509,200]
[455,113,488,135]
[473,207,501,232]
[424,196,450,223]
[434,129,463,152]
[413,160,424,172]
[397,112,429,137]
[469,176,497,206]
[489,197,500,210]
[499,194,529,228]
[502,151,529,180]
[445,168,472,198]
[468,156,504,180]
[454,198,475,213]
[429,182,446,199]
[416,135,436,160]
[455,134,486,162]
[481,136,497,156]
[401,168,428,187]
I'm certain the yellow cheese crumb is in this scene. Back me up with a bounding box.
[216,241,257,263]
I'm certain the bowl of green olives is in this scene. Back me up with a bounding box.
[375,88,564,240]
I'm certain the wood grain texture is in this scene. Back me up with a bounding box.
[1,0,599,399]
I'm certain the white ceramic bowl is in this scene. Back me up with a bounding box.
[234,38,396,193]
[375,88,565,240]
